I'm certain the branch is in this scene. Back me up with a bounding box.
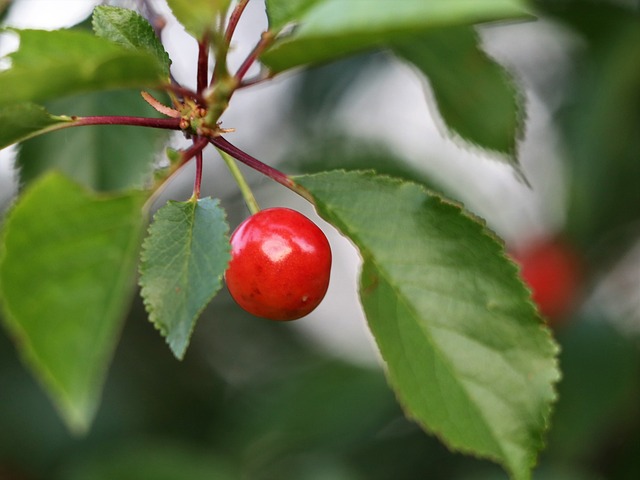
[163,84,207,105]
[71,115,182,130]
[234,31,274,83]
[197,34,210,95]
[181,136,209,166]
[192,148,204,199]
[210,136,313,202]
[225,0,250,45]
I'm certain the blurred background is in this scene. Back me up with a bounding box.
[1,0,639,478]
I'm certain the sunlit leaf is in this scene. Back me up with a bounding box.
[0,103,71,150]
[92,5,171,77]
[166,0,232,40]
[296,170,560,480]
[264,0,320,30]
[0,28,165,106]
[0,172,147,433]
[17,90,170,192]
[261,0,531,72]
[392,27,524,160]
[139,198,231,360]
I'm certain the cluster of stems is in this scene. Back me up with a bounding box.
[69,0,307,210]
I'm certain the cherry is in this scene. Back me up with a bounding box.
[512,238,582,324]
[225,207,332,321]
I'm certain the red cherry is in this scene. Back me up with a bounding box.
[225,207,332,321]
[513,239,582,323]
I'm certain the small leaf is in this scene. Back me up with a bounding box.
[296,170,560,480]
[0,28,166,107]
[139,198,231,360]
[166,0,232,40]
[17,90,170,192]
[92,5,171,77]
[0,172,147,433]
[0,102,71,150]
[260,0,531,73]
[391,27,524,160]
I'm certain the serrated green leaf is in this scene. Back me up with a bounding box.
[295,170,560,480]
[139,198,231,360]
[17,90,170,192]
[391,27,524,160]
[260,0,531,72]
[0,172,147,433]
[0,102,71,150]
[166,0,232,40]
[92,5,171,77]
[0,28,166,107]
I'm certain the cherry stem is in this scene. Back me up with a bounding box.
[217,147,260,215]
[192,148,204,200]
[234,31,273,83]
[163,84,206,105]
[210,136,313,202]
[238,71,272,89]
[145,137,208,212]
[181,136,209,167]
[71,115,182,130]
[197,34,210,95]
[225,0,250,45]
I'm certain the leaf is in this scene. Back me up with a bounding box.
[139,198,231,360]
[0,102,71,150]
[260,0,531,73]
[166,0,232,40]
[92,5,171,77]
[0,172,147,433]
[0,28,166,107]
[391,27,524,160]
[265,0,321,30]
[295,170,560,480]
[17,90,170,192]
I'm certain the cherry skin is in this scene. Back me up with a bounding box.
[225,207,332,321]
[512,239,582,325]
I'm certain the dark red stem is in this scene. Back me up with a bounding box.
[210,136,295,190]
[72,116,182,129]
[197,34,210,95]
[234,31,273,83]
[238,71,273,89]
[194,149,204,198]
[225,0,250,44]
[181,137,209,167]
[164,84,206,104]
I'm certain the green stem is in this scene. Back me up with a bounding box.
[217,148,260,215]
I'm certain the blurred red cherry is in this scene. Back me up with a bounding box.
[512,239,582,324]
